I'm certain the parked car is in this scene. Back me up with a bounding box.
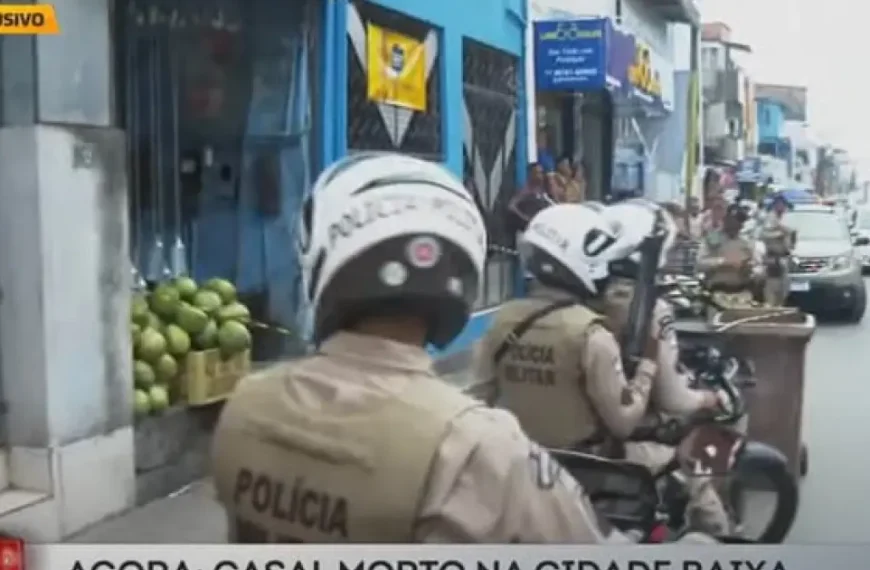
[851,208,870,273]
[827,198,856,228]
[783,204,867,322]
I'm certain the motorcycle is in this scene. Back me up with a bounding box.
[548,344,799,543]
[659,274,809,478]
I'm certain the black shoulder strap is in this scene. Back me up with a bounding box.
[493,299,578,365]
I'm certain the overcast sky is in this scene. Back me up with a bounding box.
[703,0,868,172]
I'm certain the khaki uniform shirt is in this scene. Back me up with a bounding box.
[760,213,794,277]
[696,234,755,289]
[212,331,633,543]
[600,278,706,416]
[476,285,656,447]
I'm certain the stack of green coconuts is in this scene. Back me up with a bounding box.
[129,277,252,417]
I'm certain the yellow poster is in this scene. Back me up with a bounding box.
[366,22,427,112]
[628,42,661,97]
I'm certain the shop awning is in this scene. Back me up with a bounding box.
[645,0,700,26]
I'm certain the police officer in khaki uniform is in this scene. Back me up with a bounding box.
[598,200,731,536]
[759,193,794,306]
[211,154,692,544]
[697,204,759,303]
[476,204,658,453]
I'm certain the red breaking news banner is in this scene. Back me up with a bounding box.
[0,536,23,570]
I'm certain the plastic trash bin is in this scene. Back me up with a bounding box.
[675,310,815,479]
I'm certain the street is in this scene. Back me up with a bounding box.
[788,287,870,542]
[72,293,870,543]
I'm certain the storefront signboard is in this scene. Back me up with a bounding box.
[533,18,606,91]
[604,20,635,91]
[628,41,661,99]
[607,27,671,113]
[532,16,673,113]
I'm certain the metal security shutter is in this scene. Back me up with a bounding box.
[461,38,519,308]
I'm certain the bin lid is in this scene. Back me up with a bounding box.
[709,311,816,339]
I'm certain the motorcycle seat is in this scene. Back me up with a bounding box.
[548,448,658,535]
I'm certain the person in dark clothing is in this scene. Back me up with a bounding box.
[507,162,555,233]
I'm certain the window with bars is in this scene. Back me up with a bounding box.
[345,0,442,160]
[461,38,520,309]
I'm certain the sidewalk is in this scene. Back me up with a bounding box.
[68,368,481,543]
[68,480,224,543]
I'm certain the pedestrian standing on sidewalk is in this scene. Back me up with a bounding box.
[701,194,727,239]
[687,197,703,239]
[562,157,589,203]
[507,162,555,233]
[552,156,579,203]
[703,167,722,205]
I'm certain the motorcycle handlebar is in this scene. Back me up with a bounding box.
[716,360,746,423]
[625,358,746,445]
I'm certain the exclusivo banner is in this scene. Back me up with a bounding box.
[2,543,865,570]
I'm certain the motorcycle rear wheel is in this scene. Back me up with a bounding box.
[729,441,800,543]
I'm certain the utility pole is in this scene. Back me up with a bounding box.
[683,24,700,209]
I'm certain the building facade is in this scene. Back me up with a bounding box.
[756,98,789,163]
[755,82,808,181]
[0,0,525,540]
[527,0,695,203]
[757,99,785,142]
[700,21,752,163]
[781,121,816,186]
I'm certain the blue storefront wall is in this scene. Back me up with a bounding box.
[320,0,528,357]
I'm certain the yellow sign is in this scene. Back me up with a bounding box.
[366,22,427,112]
[0,5,59,34]
[627,43,661,97]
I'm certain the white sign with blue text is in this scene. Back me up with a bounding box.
[534,18,606,91]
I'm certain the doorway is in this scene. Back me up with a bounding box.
[115,0,321,345]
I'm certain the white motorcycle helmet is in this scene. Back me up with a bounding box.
[579,200,606,213]
[298,152,488,347]
[601,199,677,277]
[519,204,617,296]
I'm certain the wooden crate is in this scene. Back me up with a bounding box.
[181,348,251,407]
